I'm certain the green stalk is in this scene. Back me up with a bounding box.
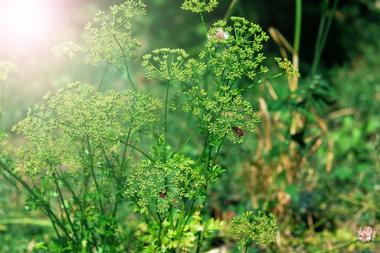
[86,136,104,213]
[97,63,109,91]
[164,80,170,146]
[224,0,240,21]
[0,161,70,240]
[112,34,137,90]
[199,13,208,38]
[293,0,302,55]
[311,0,339,75]
[243,244,249,253]
[52,172,79,244]
[157,211,163,248]
[119,141,154,162]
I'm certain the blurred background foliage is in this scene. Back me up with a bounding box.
[0,0,379,252]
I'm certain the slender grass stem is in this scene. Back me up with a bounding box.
[224,0,240,21]
[311,0,339,75]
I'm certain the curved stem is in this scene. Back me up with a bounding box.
[112,34,137,90]
[120,142,154,162]
[224,0,240,21]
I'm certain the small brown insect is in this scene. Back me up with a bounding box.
[232,126,244,137]
[159,191,167,199]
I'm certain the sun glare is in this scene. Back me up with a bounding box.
[0,0,56,46]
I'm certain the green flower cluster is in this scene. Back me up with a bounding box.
[14,83,161,177]
[84,0,146,67]
[52,41,82,59]
[182,85,259,143]
[181,0,218,13]
[201,17,269,82]
[142,48,189,82]
[0,61,16,81]
[275,57,300,78]
[227,211,277,248]
[126,154,206,215]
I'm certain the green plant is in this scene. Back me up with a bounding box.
[0,0,281,252]
[227,211,277,252]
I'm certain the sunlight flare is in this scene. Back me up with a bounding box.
[0,0,56,45]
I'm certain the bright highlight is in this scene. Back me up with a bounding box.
[0,0,55,45]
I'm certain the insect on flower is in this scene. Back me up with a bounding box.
[215,27,229,41]
[233,126,244,137]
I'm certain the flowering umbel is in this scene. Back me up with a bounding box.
[181,0,218,13]
[358,226,376,243]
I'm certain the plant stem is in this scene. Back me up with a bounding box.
[311,0,339,75]
[86,136,104,213]
[199,13,208,38]
[293,0,302,55]
[52,172,78,243]
[0,161,70,240]
[112,34,137,90]
[157,212,163,248]
[164,80,170,146]
[119,141,154,162]
[195,231,202,253]
[316,239,358,253]
[290,0,302,91]
[224,0,240,21]
[97,63,109,91]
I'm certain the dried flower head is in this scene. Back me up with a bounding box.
[181,0,218,13]
[358,226,376,243]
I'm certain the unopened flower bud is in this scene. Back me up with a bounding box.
[358,226,376,243]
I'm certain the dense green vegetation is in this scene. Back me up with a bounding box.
[0,0,379,252]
